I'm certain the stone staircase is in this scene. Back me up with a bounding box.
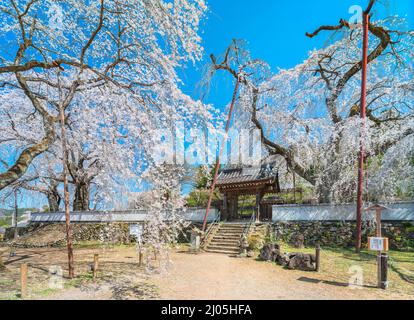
[204,223,247,255]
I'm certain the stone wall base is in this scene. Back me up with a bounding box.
[271,221,414,250]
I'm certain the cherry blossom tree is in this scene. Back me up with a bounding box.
[0,0,208,190]
[208,9,413,203]
[0,0,213,276]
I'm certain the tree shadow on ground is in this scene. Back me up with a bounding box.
[318,247,375,262]
[389,263,414,285]
[296,276,377,289]
[111,280,159,300]
[176,249,202,255]
[4,254,33,265]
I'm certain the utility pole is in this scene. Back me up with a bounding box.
[202,78,240,232]
[58,88,75,278]
[356,8,371,253]
[13,189,18,240]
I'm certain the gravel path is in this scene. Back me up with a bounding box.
[2,247,412,300]
[151,252,412,300]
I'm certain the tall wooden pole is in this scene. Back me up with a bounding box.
[13,189,18,240]
[356,13,370,253]
[202,78,240,231]
[375,208,382,288]
[292,170,296,203]
[59,103,75,278]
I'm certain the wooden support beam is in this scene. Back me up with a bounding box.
[222,193,228,220]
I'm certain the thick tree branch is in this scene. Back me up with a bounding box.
[80,0,105,67]
[306,16,391,124]
[0,59,64,74]
[209,48,316,186]
[250,88,316,185]
[0,122,56,190]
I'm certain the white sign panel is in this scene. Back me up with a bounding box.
[369,237,386,251]
[129,223,143,242]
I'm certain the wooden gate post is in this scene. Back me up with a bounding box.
[380,253,388,289]
[0,253,4,270]
[366,204,389,289]
[138,249,143,267]
[315,244,321,272]
[93,254,99,279]
[222,193,228,221]
[20,263,28,299]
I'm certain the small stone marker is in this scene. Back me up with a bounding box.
[20,263,28,299]
[189,227,202,252]
[191,232,200,251]
[240,236,249,257]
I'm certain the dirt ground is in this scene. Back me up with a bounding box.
[1,245,413,300]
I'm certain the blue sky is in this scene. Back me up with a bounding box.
[179,0,414,109]
[176,0,414,196]
[4,0,414,208]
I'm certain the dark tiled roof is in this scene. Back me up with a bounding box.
[216,164,277,186]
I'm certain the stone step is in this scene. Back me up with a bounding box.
[210,239,240,245]
[205,247,240,255]
[213,237,241,242]
[217,229,245,233]
[213,233,242,240]
[216,232,243,235]
[217,228,244,233]
[207,242,240,249]
[219,226,246,229]
[215,233,243,237]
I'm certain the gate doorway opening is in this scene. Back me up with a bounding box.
[215,162,303,222]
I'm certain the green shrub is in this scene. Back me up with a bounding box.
[247,234,265,251]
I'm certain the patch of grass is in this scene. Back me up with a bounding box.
[64,272,94,288]
[271,241,414,296]
[36,288,56,297]
[0,278,14,286]
[0,292,20,300]
[73,241,135,249]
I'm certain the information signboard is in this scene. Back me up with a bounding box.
[368,237,389,251]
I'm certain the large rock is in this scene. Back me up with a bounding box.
[259,243,281,261]
[259,242,316,271]
[286,252,316,271]
[291,234,304,248]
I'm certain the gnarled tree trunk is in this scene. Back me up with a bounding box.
[73,182,90,211]
[47,185,61,212]
[0,116,56,191]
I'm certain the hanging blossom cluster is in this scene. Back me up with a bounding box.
[229,16,414,203]
[0,0,218,253]
[138,163,190,272]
